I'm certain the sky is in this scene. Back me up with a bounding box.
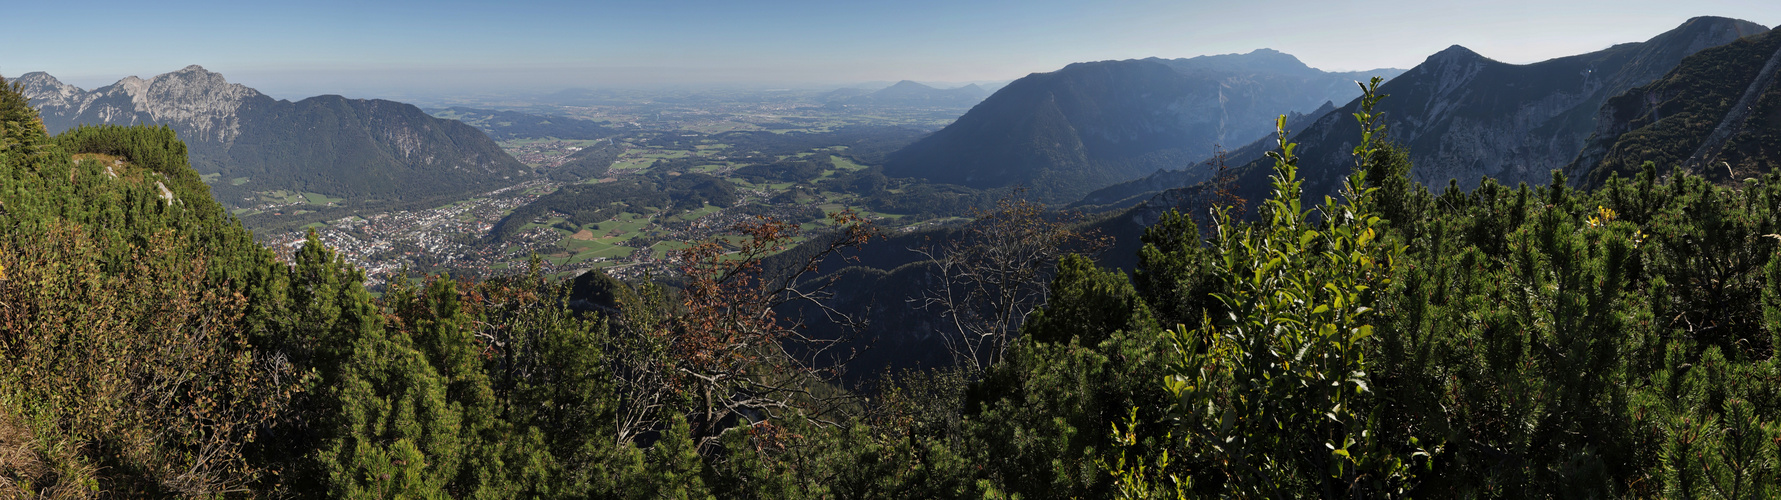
[5,0,1779,100]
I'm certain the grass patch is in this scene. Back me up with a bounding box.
[517,216,569,233]
[831,155,867,171]
[302,192,344,205]
[257,190,305,204]
[610,158,654,171]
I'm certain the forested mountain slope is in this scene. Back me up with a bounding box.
[1569,26,1781,185]
[882,49,1402,202]
[1206,16,1768,207]
[16,66,528,209]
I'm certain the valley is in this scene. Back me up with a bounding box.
[263,120,968,288]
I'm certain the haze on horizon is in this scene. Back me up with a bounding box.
[5,0,1779,100]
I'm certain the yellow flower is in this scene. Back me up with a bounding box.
[1587,206,1617,228]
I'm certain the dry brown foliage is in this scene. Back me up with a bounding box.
[662,210,877,448]
[0,223,295,497]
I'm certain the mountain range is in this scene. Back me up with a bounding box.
[1569,25,1781,185]
[822,80,992,108]
[1248,17,1767,202]
[17,66,528,211]
[1091,16,1769,218]
[881,49,1405,202]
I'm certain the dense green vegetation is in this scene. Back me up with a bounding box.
[551,141,623,182]
[1100,84,1781,497]
[490,172,739,243]
[7,68,1781,500]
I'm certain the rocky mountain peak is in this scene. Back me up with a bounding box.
[1428,45,1485,65]
[20,66,267,145]
[14,71,67,87]
[12,72,83,108]
[20,66,529,215]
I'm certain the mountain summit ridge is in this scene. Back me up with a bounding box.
[1204,15,1772,205]
[19,66,529,217]
[1568,25,1781,185]
[883,49,1405,201]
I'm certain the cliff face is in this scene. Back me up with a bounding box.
[1569,27,1781,185]
[20,66,528,208]
[21,66,256,146]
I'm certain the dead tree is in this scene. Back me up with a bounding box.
[912,195,1106,375]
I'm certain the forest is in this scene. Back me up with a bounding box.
[4,73,1781,499]
[489,172,739,243]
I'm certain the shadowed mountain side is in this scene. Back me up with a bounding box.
[1228,16,1768,202]
[883,50,1405,203]
[1071,100,1339,211]
[753,205,1175,378]
[222,95,529,201]
[1569,27,1781,185]
[783,262,956,377]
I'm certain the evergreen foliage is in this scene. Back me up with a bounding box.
[7,63,1781,499]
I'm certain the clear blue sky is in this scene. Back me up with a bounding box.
[5,0,1778,99]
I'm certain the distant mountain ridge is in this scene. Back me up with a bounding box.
[426,107,618,141]
[822,80,991,108]
[882,49,1405,202]
[18,66,529,211]
[1569,26,1781,185]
